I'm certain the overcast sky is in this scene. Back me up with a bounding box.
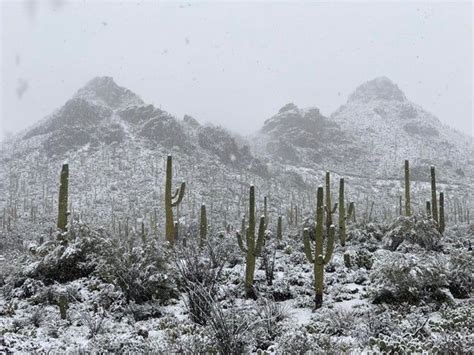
[1,0,472,140]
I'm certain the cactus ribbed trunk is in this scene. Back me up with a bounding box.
[57,164,69,231]
[277,215,282,241]
[404,160,411,216]
[325,172,332,226]
[245,186,256,296]
[430,166,438,223]
[200,204,207,247]
[338,178,346,246]
[426,201,431,218]
[439,192,445,233]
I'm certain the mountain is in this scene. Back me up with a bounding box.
[18,76,267,176]
[257,77,473,182]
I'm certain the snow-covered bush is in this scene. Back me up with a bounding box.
[98,238,176,304]
[370,251,449,304]
[447,250,472,298]
[383,216,442,251]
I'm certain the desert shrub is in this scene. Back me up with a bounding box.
[98,238,176,304]
[447,250,472,298]
[370,251,449,304]
[254,298,289,349]
[24,224,113,283]
[383,216,442,251]
[29,306,46,328]
[173,238,228,326]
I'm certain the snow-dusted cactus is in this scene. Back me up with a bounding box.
[347,201,356,222]
[236,185,265,298]
[404,160,411,216]
[263,196,268,228]
[277,215,282,241]
[165,155,186,245]
[200,204,207,247]
[439,192,445,234]
[430,166,438,223]
[58,294,68,320]
[338,178,346,246]
[303,186,335,309]
[57,163,69,231]
[426,200,431,218]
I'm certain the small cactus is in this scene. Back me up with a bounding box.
[58,294,68,320]
[165,155,186,245]
[303,186,335,309]
[236,185,265,298]
[57,164,69,231]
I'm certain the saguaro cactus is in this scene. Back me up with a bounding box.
[347,202,356,222]
[200,204,207,247]
[276,215,283,241]
[338,178,346,246]
[165,155,186,245]
[431,166,438,223]
[236,185,265,298]
[57,163,69,231]
[404,160,411,216]
[439,192,445,233]
[58,294,69,320]
[303,186,335,309]
[426,201,431,218]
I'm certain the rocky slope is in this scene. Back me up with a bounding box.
[256,77,473,183]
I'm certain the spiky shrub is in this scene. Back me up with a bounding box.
[338,178,346,246]
[431,166,438,223]
[236,185,265,298]
[303,186,335,309]
[57,164,69,231]
[404,160,411,216]
[199,204,207,248]
[165,155,186,245]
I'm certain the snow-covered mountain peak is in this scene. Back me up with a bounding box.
[348,76,407,103]
[74,76,144,109]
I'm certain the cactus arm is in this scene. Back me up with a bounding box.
[255,216,265,256]
[171,187,180,200]
[303,228,314,263]
[331,203,338,214]
[323,225,335,264]
[236,231,248,253]
[171,182,186,207]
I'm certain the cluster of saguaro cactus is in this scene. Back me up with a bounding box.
[57,163,69,231]
[303,186,335,309]
[165,155,186,245]
[236,185,265,298]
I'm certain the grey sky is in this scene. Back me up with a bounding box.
[1,0,472,140]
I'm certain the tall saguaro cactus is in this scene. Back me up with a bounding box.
[236,185,265,298]
[276,215,283,241]
[338,178,346,246]
[430,166,438,223]
[165,155,186,245]
[199,204,207,247]
[439,192,445,233]
[325,172,332,226]
[404,160,411,216]
[304,186,335,309]
[57,164,69,231]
